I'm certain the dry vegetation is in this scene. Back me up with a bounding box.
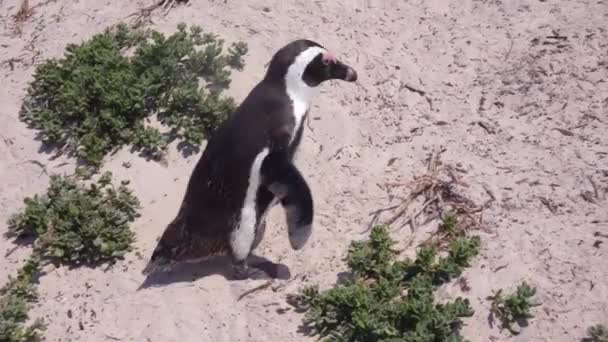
[368,149,492,250]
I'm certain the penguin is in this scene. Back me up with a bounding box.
[143,39,358,280]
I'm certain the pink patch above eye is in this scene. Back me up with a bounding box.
[322,52,337,65]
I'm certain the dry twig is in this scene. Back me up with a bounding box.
[538,196,558,214]
[587,175,600,200]
[237,280,273,301]
[552,128,574,137]
[397,195,439,232]
[401,83,426,96]
[126,0,189,27]
[399,82,434,111]
[477,121,496,134]
[14,0,33,22]
[369,148,486,248]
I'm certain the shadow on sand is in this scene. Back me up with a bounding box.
[137,254,291,290]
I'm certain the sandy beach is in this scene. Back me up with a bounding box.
[1,0,607,341]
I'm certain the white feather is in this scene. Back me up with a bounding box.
[284,46,327,142]
[231,148,270,260]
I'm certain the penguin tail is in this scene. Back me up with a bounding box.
[141,215,187,275]
[141,246,173,275]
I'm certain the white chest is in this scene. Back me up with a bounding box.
[286,91,310,143]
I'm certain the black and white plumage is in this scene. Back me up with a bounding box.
[143,39,358,280]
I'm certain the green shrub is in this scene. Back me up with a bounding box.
[20,22,247,167]
[0,255,45,342]
[6,171,141,266]
[288,225,481,342]
[439,212,458,234]
[487,281,540,335]
[584,324,608,342]
[2,168,140,341]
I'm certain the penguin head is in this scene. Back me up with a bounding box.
[265,39,358,88]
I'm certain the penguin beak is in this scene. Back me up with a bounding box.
[330,60,358,82]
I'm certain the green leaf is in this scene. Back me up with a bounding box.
[52,248,64,258]
[93,236,104,247]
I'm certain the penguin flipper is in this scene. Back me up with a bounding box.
[261,153,313,250]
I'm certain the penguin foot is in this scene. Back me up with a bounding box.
[231,260,284,280]
[232,260,268,280]
[232,260,251,280]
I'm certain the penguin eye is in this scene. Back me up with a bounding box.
[321,52,336,66]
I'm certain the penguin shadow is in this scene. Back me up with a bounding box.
[124,137,200,162]
[137,254,291,290]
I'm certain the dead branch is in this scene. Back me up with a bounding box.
[1,58,24,71]
[538,196,558,214]
[4,245,20,258]
[399,82,434,111]
[328,147,344,161]
[587,175,600,200]
[384,180,434,227]
[22,159,49,176]
[477,121,496,134]
[237,280,273,301]
[14,0,33,22]
[369,148,485,249]
[365,203,400,232]
[369,204,400,217]
[504,36,514,61]
[552,128,574,137]
[546,30,568,40]
[397,195,439,231]
[12,0,56,23]
[581,191,596,203]
[126,0,189,27]
[400,83,426,96]
[419,231,449,248]
[481,183,496,202]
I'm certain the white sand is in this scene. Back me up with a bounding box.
[1,0,607,341]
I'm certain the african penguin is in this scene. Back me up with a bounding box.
[143,39,358,280]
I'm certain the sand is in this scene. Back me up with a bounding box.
[1,0,607,341]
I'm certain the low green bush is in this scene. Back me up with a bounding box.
[584,324,608,342]
[0,256,45,342]
[7,171,141,266]
[288,225,481,342]
[20,22,247,167]
[2,170,141,341]
[487,281,540,335]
